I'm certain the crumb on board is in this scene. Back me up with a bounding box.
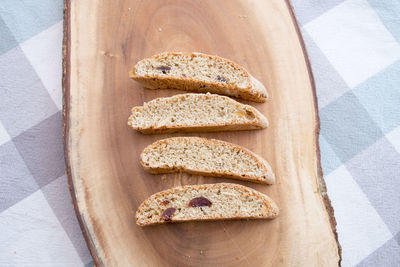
[158,28,162,32]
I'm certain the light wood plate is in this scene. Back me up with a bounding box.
[63,0,341,266]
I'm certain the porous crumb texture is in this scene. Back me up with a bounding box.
[128,93,268,134]
[141,137,275,184]
[130,52,268,102]
[135,52,250,88]
[136,183,279,226]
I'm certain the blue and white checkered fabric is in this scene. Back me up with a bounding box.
[0,0,399,266]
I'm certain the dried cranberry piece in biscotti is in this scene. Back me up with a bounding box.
[217,75,227,83]
[161,208,176,221]
[189,197,212,207]
[156,65,171,74]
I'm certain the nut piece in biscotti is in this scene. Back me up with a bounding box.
[128,93,268,134]
[129,52,268,102]
[140,137,275,184]
[136,183,279,226]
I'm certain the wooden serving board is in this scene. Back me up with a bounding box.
[63,0,341,266]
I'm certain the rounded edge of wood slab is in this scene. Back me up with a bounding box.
[284,1,342,265]
[62,0,342,265]
[62,0,104,266]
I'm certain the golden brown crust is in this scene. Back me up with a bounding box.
[140,137,275,184]
[134,123,266,134]
[135,183,279,226]
[129,52,268,102]
[128,93,268,134]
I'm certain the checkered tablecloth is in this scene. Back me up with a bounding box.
[0,0,399,266]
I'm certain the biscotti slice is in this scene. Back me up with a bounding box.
[128,93,268,134]
[130,52,268,102]
[136,183,279,226]
[140,137,275,184]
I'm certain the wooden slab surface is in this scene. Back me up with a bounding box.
[63,0,341,266]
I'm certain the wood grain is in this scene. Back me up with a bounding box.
[63,0,341,266]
